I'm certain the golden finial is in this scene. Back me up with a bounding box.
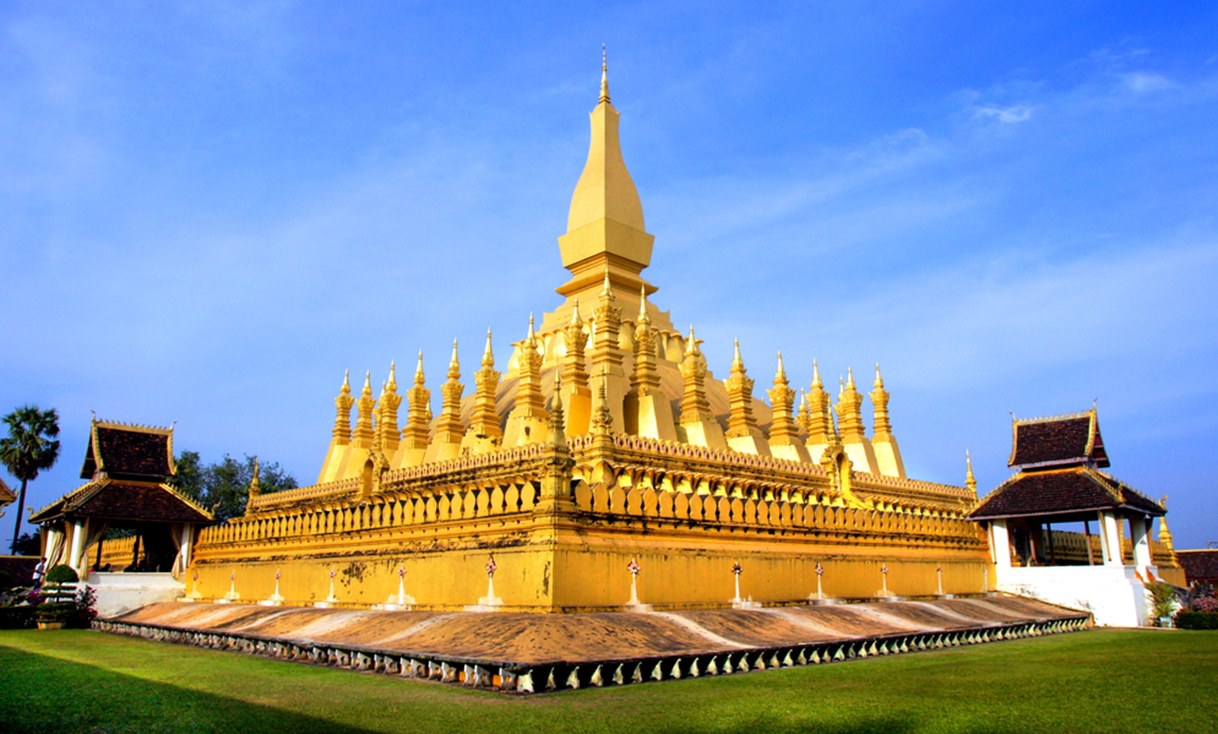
[683,326,702,358]
[414,351,425,385]
[812,360,822,389]
[839,376,845,394]
[732,339,744,371]
[847,367,856,390]
[775,352,787,380]
[448,339,460,379]
[601,270,613,297]
[571,297,582,324]
[599,44,610,104]
[528,313,536,340]
[482,329,495,366]
[341,369,351,394]
[874,363,884,389]
[387,361,397,390]
[638,283,649,320]
[966,449,977,493]
[362,370,372,397]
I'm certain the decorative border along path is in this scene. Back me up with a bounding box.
[93,613,1091,695]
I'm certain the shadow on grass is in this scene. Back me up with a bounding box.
[661,715,920,734]
[0,646,380,734]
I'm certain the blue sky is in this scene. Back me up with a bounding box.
[2,2,1215,549]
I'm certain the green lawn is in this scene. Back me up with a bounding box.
[1,628,1215,734]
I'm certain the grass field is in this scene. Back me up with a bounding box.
[1,628,1215,734]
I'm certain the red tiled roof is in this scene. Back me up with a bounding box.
[1008,411,1110,470]
[80,421,174,480]
[970,466,1164,520]
[30,479,213,525]
[1178,550,1218,582]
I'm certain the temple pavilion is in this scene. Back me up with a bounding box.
[184,60,992,612]
[969,409,1180,626]
[30,418,214,580]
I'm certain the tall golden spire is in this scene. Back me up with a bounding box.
[557,53,654,303]
[679,327,713,423]
[965,449,977,494]
[353,370,376,447]
[401,351,432,451]
[331,370,354,445]
[806,360,834,445]
[767,353,799,444]
[725,340,759,438]
[466,330,503,444]
[432,340,465,447]
[871,363,892,438]
[504,316,549,448]
[377,362,402,453]
[836,368,865,441]
[632,285,661,397]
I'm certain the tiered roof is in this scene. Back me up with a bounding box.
[1008,410,1108,470]
[972,408,1162,522]
[31,418,212,526]
[80,419,176,481]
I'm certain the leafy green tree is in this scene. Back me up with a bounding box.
[1,406,61,555]
[169,452,297,522]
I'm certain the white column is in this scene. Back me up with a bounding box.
[1096,512,1111,565]
[1101,511,1123,566]
[990,520,1011,570]
[179,525,194,574]
[1131,516,1152,567]
[67,519,88,577]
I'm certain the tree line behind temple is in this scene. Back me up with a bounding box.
[168,452,298,523]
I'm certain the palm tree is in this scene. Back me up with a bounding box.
[0,406,61,555]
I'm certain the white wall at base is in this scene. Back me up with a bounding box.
[86,572,185,619]
[997,565,1159,627]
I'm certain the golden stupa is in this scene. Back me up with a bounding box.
[188,57,988,611]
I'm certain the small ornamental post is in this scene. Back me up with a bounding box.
[483,554,499,607]
[274,568,281,598]
[397,565,407,607]
[627,558,641,606]
[880,563,889,598]
[936,563,944,596]
[328,567,337,603]
[732,561,743,603]
[815,562,825,601]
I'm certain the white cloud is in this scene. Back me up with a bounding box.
[1120,71,1177,94]
[971,104,1035,123]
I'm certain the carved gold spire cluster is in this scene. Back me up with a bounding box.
[315,60,909,484]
